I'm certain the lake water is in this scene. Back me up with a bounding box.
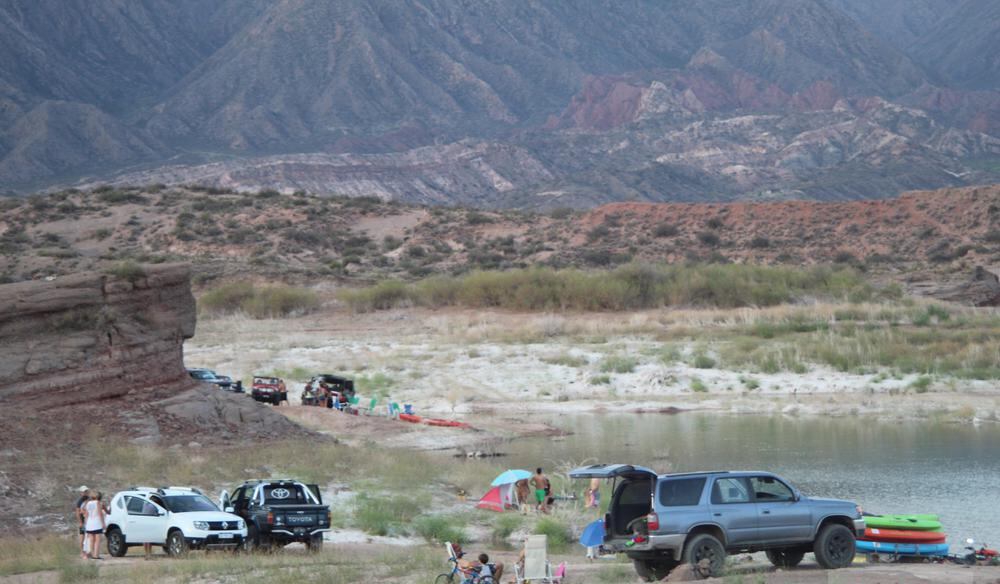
[496,413,1000,548]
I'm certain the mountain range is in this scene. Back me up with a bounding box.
[1,0,998,205]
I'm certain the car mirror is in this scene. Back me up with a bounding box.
[225,506,235,513]
[158,510,166,517]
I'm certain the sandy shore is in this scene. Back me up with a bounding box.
[186,308,1000,431]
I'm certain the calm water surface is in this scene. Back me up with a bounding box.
[495,413,1000,548]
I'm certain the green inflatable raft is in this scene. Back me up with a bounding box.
[864,514,942,531]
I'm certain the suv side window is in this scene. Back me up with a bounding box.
[750,476,795,502]
[658,478,706,506]
[126,496,157,515]
[711,477,751,504]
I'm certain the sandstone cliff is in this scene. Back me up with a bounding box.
[0,263,196,408]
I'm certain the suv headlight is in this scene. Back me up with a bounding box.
[238,520,245,530]
[193,521,210,530]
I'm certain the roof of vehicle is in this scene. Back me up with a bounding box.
[238,478,305,486]
[659,470,779,479]
[314,374,352,381]
[118,486,206,497]
[187,368,213,372]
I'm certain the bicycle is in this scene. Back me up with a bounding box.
[434,557,494,584]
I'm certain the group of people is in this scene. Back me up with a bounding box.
[75,486,105,560]
[513,468,554,514]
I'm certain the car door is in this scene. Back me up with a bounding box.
[709,477,757,545]
[750,476,813,543]
[126,496,166,544]
[230,486,249,520]
[569,465,658,543]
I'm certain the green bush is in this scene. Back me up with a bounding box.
[200,282,319,318]
[534,517,572,552]
[491,514,522,544]
[600,355,638,374]
[690,377,708,393]
[105,260,146,282]
[589,374,612,385]
[337,263,870,312]
[353,494,424,536]
[909,376,932,393]
[692,354,716,369]
[413,515,466,544]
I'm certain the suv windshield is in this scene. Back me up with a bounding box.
[190,371,214,380]
[163,495,219,513]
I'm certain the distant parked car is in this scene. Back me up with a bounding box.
[301,374,355,407]
[251,375,287,405]
[569,465,864,580]
[104,486,246,557]
[187,368,233,391]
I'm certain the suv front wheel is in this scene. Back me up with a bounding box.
[766,548,805,568]
[632,558,678,581]
[813,524,855,569]
[682,533,726,577]
[166,530,189,557]
[106,527,127,557]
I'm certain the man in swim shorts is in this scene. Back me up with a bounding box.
[531,468,549,514]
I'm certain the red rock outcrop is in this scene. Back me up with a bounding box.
[0,263,196,408]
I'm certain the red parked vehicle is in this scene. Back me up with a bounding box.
[251,375,287,406]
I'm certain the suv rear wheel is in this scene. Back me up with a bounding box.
[766,548,805,568]
[632,558,678,581]
[813,524,855,569]
[682,533,726,577]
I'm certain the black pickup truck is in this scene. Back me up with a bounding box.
[220,479,330,551]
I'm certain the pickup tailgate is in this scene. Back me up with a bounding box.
[270,504,328,527]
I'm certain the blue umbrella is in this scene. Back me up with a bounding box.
[580,519,605,547]
[490,469,533,486]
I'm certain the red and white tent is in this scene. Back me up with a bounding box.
[476,483,516,512]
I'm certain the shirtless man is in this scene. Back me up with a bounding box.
[531,468,550,514]
[514,479,531,514]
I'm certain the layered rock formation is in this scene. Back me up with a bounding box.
[0,263,196,408]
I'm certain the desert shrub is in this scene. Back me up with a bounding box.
[97,190,146,205]
[692,353,716,369]
[534,517,571,552]
[654,223,679,238]
[590,374,612,385]
[541,353,588,368]
[548,207,574,219]
[241,286,319,318]
[353,494,424,536]
[706,217,724,230]
[690,377,708,392]
[338,263,871,312]
[382,235,403,251]
[466,211,494,225]
[587,225,610,242]
[340,280,412,312]
[200,282,318,318]
[491,514,522,544]
[909,376,932,393]
[749,236,770,249]
[413,515,466,544]
[696,231,720,246]
[105,260,146,282]
[600,355,637,374]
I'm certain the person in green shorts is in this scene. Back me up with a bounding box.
[531,467,550,514]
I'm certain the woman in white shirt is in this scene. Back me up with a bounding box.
[81,491,106,560]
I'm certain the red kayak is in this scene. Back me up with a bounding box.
[862,528,946,544]
[398,413,423,424]
[424,418,472,429]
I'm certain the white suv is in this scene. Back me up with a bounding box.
[105,487,247,557]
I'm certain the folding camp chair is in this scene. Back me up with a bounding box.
[514,535,562,584]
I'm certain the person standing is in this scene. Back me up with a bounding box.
[74,486,89,557]
[588,478,601,510]
[81,490,106,560]
[531,468,550,514]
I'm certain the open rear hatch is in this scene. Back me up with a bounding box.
[569,464,657,549]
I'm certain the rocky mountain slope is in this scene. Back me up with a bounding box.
[3,184,999,303]
[0,0,997,202]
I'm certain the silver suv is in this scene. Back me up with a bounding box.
[570,465,865,580]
